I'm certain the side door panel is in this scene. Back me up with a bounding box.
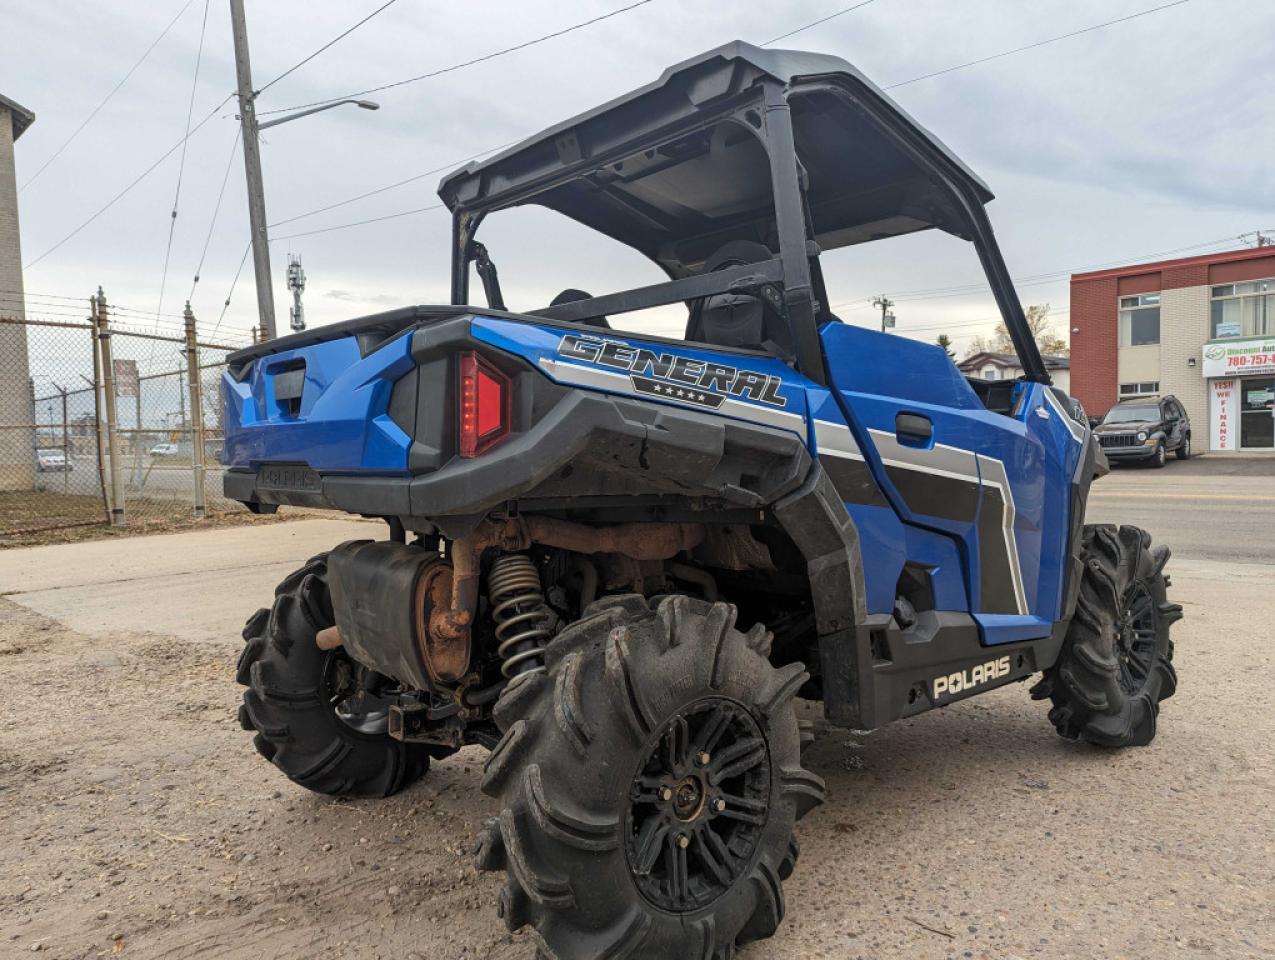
[808,390,969,616]
[820,324,1077,641]
[820,323,987,617]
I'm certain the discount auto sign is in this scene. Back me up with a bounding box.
[1201,336,1275,378]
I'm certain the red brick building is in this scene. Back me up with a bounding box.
[1071,245,1275,454]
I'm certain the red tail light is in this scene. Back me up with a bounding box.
[458,351,511,458]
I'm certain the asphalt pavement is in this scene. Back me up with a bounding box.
[1088,455,1275,566]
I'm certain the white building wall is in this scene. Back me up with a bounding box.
[1117,344,1161,385]
[0,102,33,490]
[1158,285,1211,451]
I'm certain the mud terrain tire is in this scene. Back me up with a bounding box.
[1033,525,1182,747]
[236,552,430,797]
[475,595,824,960]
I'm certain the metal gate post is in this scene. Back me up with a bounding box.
[87,297,110,524]
[97,289,126,526]
[184,302,207,518]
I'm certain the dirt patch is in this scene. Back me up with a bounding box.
[0,494,306,549]
[1,562,1272,960]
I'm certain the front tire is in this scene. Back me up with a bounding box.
[1151,442,1167,468]
[474,595,824,960]
[1032,525,1182,746]
[236,552,431,797]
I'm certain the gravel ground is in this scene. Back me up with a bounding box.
[1,468,1272,960]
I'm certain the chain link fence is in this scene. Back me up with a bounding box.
[0,297,254,546]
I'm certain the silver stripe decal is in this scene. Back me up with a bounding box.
[976,453,1028,615]
[536,357,808,435]
[861,427,1027,616]
[868,429,979,480]
[1041,388,1085,443]
[812,419,864,460]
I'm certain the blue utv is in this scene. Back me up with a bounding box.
[224,42,1182,960]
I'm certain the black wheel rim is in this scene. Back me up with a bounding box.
[624,697,771,913]
[1115,582,1158,695]
[320,648,390,735]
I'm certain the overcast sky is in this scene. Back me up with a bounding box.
[5,0,1274,366]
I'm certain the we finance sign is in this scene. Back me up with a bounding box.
[1201,336,1275,378]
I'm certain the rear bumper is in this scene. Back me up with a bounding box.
[226,385,808,535]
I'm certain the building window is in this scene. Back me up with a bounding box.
[982,366,997,380]
[1118,294,1160,346]
[1210,279,1273,339]
[1119,381,1160,398]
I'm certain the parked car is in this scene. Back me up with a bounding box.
[149,442,180,457]
[36,449,71,472]
[1094,395,1191,467]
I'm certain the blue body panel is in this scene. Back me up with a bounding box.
[222,332,415,473]
[222,313,1081,643]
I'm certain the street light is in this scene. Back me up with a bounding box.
[258,99,379,131]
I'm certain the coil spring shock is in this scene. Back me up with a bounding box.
[489,553,551,677]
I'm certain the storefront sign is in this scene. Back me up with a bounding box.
[1201,336,1275,378]
[1210,379,1237,451]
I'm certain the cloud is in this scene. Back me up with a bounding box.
[5,0,1273,349]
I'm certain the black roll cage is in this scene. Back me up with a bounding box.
[444,57,1050,386]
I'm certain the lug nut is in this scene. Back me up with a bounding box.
[696,752,712,767]
[658,786,673,802]
[711,798,726,813]
[676,834,690,849]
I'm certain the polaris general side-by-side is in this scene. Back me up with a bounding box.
[225,44,1182,959]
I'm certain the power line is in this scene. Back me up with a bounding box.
[883,0,1193,90]
[761,0,879,46]
[190,128,242,302]
[273,204,445,242]
[18,0,196,192]
[155,0,212,329]
[257,0,658,116]
[255,0,404,97]
[269,140,518,229]
[830,230,1265,311]
[23,93,233,271]
[210,241,254,340]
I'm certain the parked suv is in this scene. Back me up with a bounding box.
[1095,396,1191,467]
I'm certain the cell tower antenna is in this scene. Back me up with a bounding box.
[286,254,306,332]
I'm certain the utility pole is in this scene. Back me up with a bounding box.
[872,295,896,333]
[229,0,276,341]
[228,3,379,342]
[96,289,125,526]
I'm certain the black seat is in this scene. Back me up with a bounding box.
[686,241,792,356]
[549,289,609,328]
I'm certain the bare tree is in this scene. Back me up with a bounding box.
[963,304,1068,359]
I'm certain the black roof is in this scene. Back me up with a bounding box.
[960,351,1070,370]
[0,94,35,141]
[438,41,994,275]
